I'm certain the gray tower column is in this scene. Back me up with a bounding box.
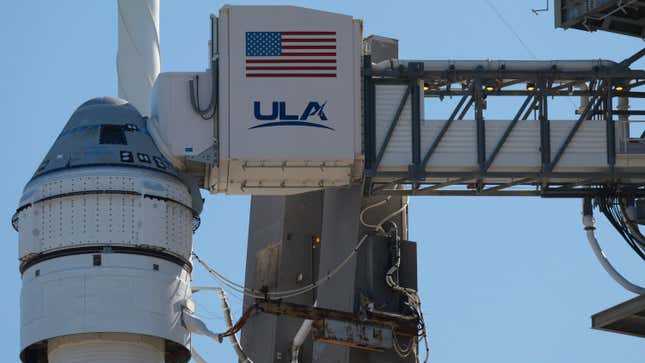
[241,192,323,363]
[241,35,415,363]
[312,187,414,363]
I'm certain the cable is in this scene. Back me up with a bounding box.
[595,191,645,260]
[193,234,369,300]
[189,73,216,120]
[193,196,418,358]
[618,198,645,249]
[360,197,391,233]
[583,197,645,294]
[360,198,428,362]
[216,303,258,340]
[360,196,409,236]
[189,57,219,120]
[531,0,549,15]
[215,287,254,363]
[484,0,538,59]
[196,196,410,301]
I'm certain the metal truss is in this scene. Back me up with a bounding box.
[363,49,645,198]
[555,0,645,39]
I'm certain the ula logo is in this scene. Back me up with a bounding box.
[250,101,334,130]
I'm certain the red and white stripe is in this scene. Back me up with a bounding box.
[246,31,337,78]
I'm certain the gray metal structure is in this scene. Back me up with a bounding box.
[312,187,413,363]
[241,36,417,363]
[592,294,645,337]
[555,0,645,38]
[241,192,323,363]
[363,53,645,198]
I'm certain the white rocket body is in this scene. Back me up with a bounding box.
[15,98,199,362]
[16,1,192,362]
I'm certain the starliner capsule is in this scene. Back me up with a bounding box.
[13,97,202,363]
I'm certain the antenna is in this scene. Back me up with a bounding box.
[531,0,549,15]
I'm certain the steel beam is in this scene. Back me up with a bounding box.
[592,294,645,338]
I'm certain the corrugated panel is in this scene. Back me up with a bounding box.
[488,121,541,170]
[374,89,614,172]
[425,122,477,168]
[375,85,413,167]
[373,86,624,173]
[550,120,608,169]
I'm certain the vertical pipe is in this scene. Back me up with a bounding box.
[474,76,486,174]
[363,55,375,176]
[410,82,421,179]
[606,83,616,169]
[117,0,160,115]
[617,96,630,153]
[539,79,550,172]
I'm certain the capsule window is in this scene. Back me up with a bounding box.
[99,125,127,145]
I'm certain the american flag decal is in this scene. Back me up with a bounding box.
[245,31,337,78]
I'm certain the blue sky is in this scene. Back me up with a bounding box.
[1,1,644,362]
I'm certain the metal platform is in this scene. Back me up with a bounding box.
[363,51,645,198]
[592,294,645,338]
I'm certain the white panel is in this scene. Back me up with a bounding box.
[19,195,192,260]
[220,6,359,161]
[484,120,509,160]
[489,121,541,170]
[374,83,425,168]
[17,167,194,260]
[375,85,412,167]
[21,254,191,351]
[17,206,38,258]
[373,108,619,173]
[49,334,164,363]
[165,202,193,257]
[224,159,358,194]
[551,120,608,169]
[20,167,193,207]
[151,72,215,158]
[427,122,477,168]
[141,198,166,247]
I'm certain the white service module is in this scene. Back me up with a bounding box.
[151,6,364,194]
